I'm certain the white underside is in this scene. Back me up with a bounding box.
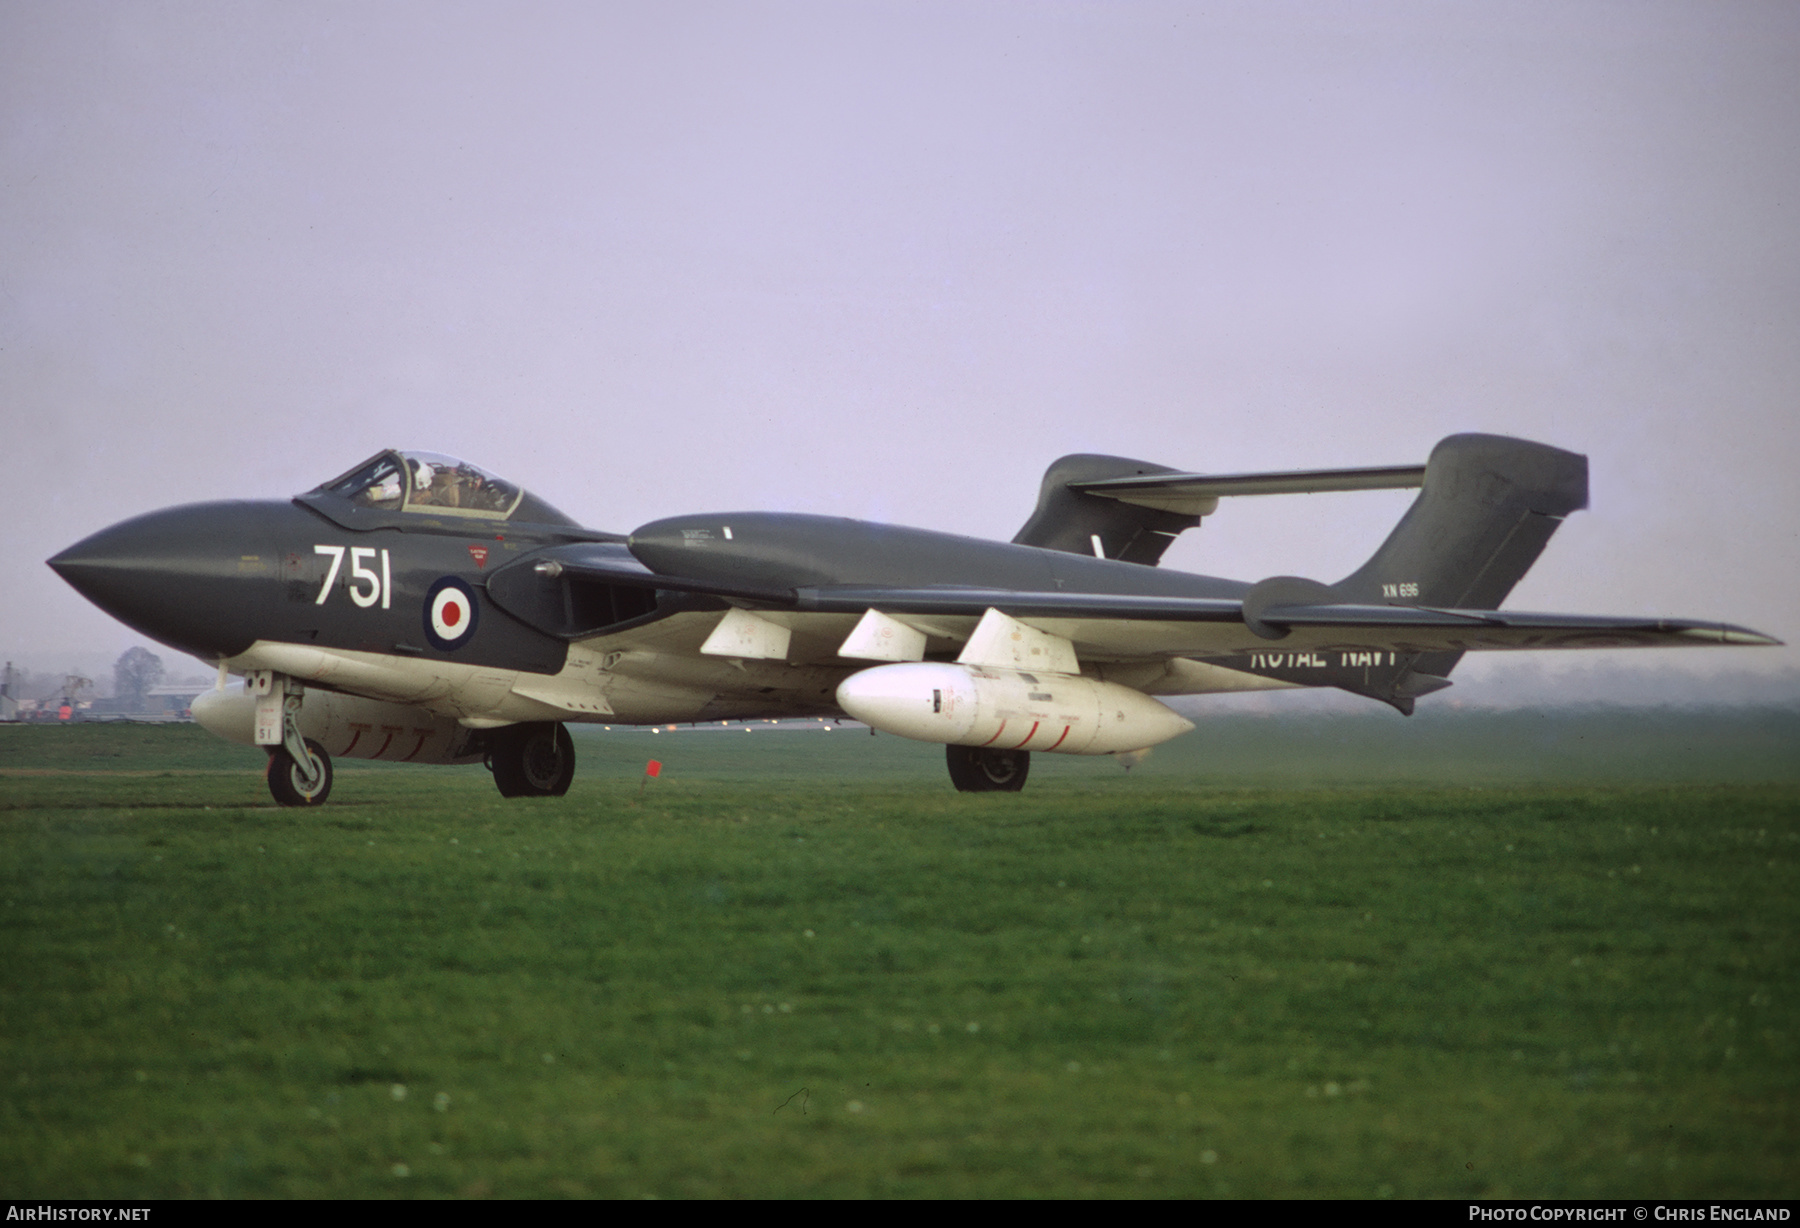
[221,616,1296,736]
[223,631,854,728]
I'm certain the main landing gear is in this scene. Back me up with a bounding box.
[488,721,576,798]
[946,744,1030,792]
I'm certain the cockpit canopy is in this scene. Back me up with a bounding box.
[312,451,575,525]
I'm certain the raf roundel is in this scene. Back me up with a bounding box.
[423,576,480,650]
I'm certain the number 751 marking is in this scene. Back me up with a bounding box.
[314,545,392,609]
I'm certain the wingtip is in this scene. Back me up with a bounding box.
[1681,625,1784,647]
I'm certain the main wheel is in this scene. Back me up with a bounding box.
[267,738,332,807]
[491,722,576,798]
[946,744,1030,792]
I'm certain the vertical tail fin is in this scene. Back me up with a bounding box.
[1013,454,1202,565]
[1229,435,1589,712]
[1332,433,1588,608]
[1328,434,1587,708]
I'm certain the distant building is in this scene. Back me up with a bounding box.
[88,682,208,721]
[143,682,207,719]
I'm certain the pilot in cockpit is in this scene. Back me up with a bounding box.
[327,450,528,519]
[409,459,466,508]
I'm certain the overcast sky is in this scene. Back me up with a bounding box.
[4,2,1795,699]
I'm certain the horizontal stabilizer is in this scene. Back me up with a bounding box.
[1071,463,1426,515]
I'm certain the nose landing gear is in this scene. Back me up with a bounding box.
[251,670,332,807]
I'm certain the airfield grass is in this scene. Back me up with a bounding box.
[0,714,1796,1198]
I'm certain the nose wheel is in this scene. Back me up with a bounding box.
[946,745,1030,792]
[489,722,576,797]
[267,738,333,806]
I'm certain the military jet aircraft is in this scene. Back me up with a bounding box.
[48,435,1777,805]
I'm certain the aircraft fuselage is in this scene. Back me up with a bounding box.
[47,439,1778,804]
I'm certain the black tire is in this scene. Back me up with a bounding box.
[946,744,1030,792]
[267,738,332,807]
[491,722,576,798]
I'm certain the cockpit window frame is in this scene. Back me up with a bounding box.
[315,450,526,522]
[319,452,407,510]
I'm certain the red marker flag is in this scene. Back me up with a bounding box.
[645,760,663,778]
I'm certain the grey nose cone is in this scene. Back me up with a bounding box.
[48,517,172,621]
[48,501,287,657]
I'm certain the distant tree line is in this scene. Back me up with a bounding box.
[113,647,165,713]
[0,649,207,714]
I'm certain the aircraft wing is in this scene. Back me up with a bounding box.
[792,590,1775,658]
[522,546,1777,661]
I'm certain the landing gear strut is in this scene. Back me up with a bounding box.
[489,721,576,797]
[253,670,331,807]
[946,744,1030,792]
